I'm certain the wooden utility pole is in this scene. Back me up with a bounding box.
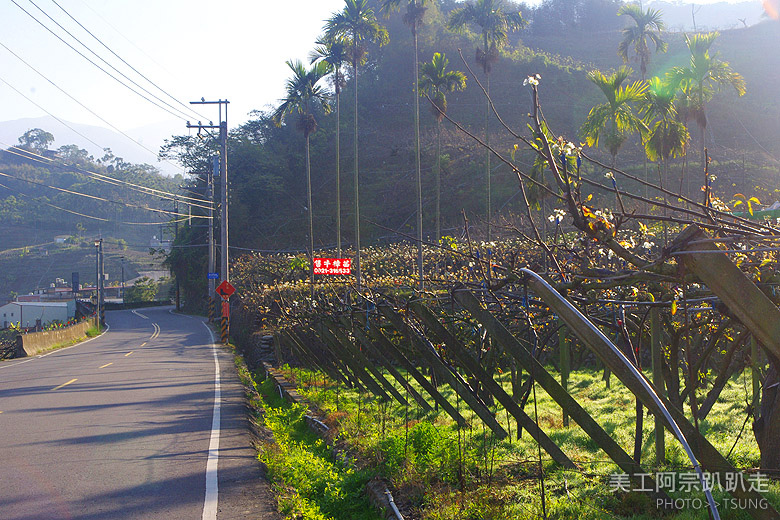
[208,157,216,320]
[188,100,229,335]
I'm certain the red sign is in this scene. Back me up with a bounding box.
[313,258,352,275]
[216,280,235,299]
[222,299,230,318]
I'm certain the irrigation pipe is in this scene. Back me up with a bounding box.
[519,268,721,520]
[385,489,404,520]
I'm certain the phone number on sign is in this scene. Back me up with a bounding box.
[314,267,351,275]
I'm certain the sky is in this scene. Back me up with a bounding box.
[0,0,767,171]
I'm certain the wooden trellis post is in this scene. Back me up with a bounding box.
[378,303,508,439]
[357,313,468,426]
[650,308,666,466]
[409,300,577,469]
[453,287,660,492]
[323,319,410,407]
[558,319,570,427]
[751,336,761,421]
[316,323,390,402]
[505,270,777,519]
[344,316,433,412]
[287,328,362,390]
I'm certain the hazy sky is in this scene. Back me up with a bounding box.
[0,0,766,166]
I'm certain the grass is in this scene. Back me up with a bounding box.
[247,368,382,520]
[85,325,102,337]
[280,364,780,520]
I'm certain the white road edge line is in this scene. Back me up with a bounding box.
[202,321,221,520]
[132,310,149,319]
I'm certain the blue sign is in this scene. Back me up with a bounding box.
[207,272,220,280]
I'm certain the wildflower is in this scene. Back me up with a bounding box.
[523,74,540,86]
[547,208,566,223]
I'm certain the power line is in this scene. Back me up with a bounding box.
[0,170,210,219]
[12,0,193,122]
[0,142,212,210]
[48,0,208,122]
[0,72,104,150]
[0,180,183,225]
[0,41,184,173]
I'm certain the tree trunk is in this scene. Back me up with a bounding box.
[336,81,342,258]
[754,362,780,470]
[436,120,442,243]
[353,53,361,291]
[413,27,423,291]
[306,135,314,298]
[485,71,491,244]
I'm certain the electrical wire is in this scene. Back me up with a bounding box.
[12,0,192,122]
[0,142,213,210]
[48,0,208,123]
[0,72,104,150]
[0,41,184,173]
[0,180,180,225]
[0,171,210,219]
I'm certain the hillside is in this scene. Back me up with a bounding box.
[0,138,183,299]
[162,0,780,259]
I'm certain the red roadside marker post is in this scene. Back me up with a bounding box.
[216,281,235,343]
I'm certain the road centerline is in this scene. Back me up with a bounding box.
[99,362,113,369]
[52,378,77,391]
[125,351,134,357]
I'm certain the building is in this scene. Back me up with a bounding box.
[0,301,75,329]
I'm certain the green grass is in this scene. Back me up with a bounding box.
[253,376,382,520]
[283,365,780,520]
[85,325,102,337]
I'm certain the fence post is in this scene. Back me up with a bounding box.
[751,336,761,421]
[651,307,665,466]
[558,319,570,427]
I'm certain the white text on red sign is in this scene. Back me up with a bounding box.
[313,258,352,275]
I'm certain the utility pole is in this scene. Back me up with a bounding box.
[208,157,217,321]
[94,238,101,327]
[188,99,229,340]
[98,238,104,325]
[120,256,125,308]
[174,197,180,311]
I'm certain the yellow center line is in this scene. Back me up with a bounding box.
[52,378,78,391]
[99,362,113,369]
[125,351,133,357]
[140,342,147,347]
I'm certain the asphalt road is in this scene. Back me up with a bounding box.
[0,307,279,520]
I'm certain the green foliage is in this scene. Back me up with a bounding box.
[124,276,158,303]
[256,378,381,520]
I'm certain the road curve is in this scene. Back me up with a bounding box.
[0,307,279,520]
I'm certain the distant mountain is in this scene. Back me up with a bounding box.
[647,1,766,31]
[0,116,182,176]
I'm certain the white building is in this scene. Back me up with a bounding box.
[0,301,75,329]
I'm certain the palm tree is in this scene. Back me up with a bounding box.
[310,36,349,258]
[381,0,432,291]
[639,77,690,185]
[667,31,746,168]
[617,4,667,81]
[272,60,331,297]
[638,76,689,243]
[325,0,389,291]
[419,52,466,242]
[580,66,648,169]
[617,4,666,209]
[448,0,524,242]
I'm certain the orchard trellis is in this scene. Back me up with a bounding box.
[229,74,780,519]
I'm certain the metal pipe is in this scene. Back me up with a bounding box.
[384,489,404,520]
[519,268,721,520]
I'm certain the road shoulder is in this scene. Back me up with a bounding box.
[215,342,281,520]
